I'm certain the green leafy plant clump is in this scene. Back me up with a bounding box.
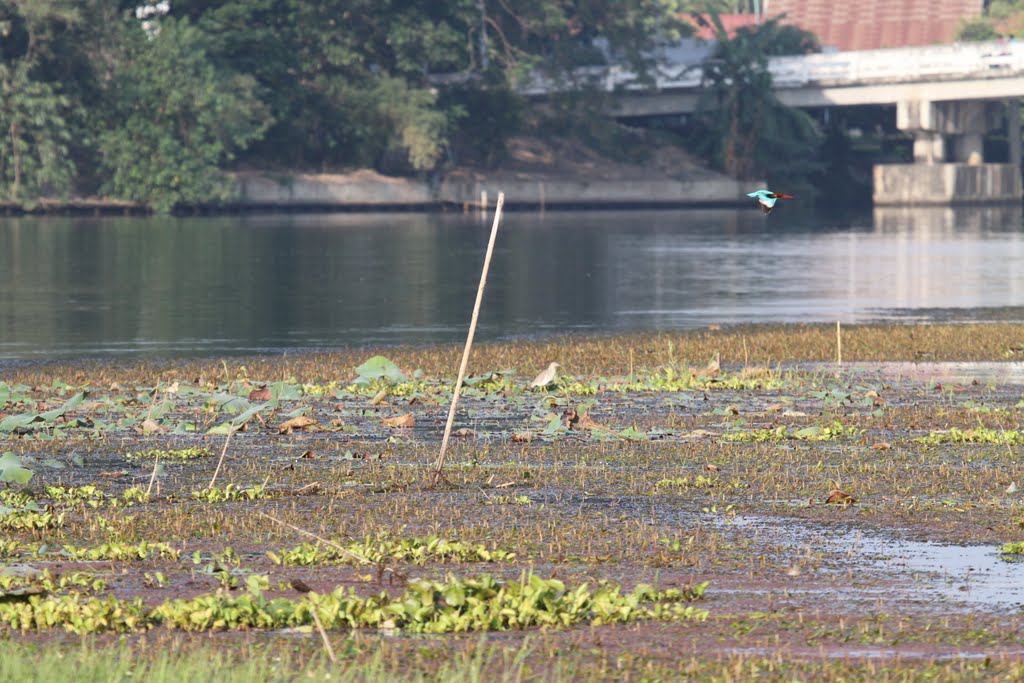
[0,574,708,635]
[189,483,271,503]
[915,428,1024,445]
[61,541,180,562]
[267,536,516,567]
[0,570,108,598]
[0,508,64,531]
[723,421,860,442]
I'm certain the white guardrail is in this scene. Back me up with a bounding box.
[522,40,1024,96]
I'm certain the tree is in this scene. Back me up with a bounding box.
[688,12,822,190]
[0,0,82,201]
[956,17,1000,41]
[96,15,271,212]
[0,62,74,201]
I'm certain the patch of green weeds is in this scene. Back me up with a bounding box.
[915,427,1024,445]
[484,495,533,506]
[267,536,516,566]
[60,541,180,562]
[0,391,87,436]
[44,485,106,508]
[655,475,718,489]
[0,540,25,558]
[189,483,271,503]
[0,573,708,634]
[0,508,64,531]
[723,421,861,442]
[0,570,107,597]
[1000,541,1024,555]
[461,369,518,394]
[0,594,148,634]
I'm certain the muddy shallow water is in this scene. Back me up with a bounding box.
[4,340,1024,672]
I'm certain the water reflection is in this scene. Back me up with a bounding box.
[0,205,1022,359]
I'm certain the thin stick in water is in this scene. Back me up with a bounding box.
[836,320,842,365]
[258,511,372,565]
[144,453,161,500]
[208,428,234,489]
[432,192,505,485]
[311,609,338,664]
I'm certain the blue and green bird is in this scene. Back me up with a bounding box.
[747,190,794,215]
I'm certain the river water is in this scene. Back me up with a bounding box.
[1,204,1023,359]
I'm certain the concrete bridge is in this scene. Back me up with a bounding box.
[528,41,1024,204]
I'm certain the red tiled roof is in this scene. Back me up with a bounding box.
[684,13,760,41]
[767,0,984,50]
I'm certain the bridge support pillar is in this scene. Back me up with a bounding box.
[874,99,1022,204]
[912,132,944,163]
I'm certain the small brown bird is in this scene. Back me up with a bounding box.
[289,578,312,593]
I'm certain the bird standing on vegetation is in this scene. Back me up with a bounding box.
[747,190,794,215]
[529,362,561,389]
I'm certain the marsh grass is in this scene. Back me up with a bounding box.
[4,323,1024,676]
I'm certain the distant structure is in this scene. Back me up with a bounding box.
[767,0,984,51]
[685,13,760,40]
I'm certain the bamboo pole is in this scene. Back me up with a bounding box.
[432,192,505,485]
[836,320,842,365]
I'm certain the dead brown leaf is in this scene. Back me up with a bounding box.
[454,427,476,437]
[564,408,611,432]
[382,413,415,428]
[276,416,319,434]
[825,488,856,506]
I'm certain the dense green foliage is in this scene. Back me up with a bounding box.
[0,1,830,210]
[686,13,823,192]
[957,0,1024,40]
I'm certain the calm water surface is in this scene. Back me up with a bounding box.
[1,205,1023,359]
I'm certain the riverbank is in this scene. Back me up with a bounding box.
[0,136,752,215]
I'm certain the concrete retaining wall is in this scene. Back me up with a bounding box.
[233,172,752,209]
[873,163,1023,205]
[235,171,435,207]
[436,177,751,207]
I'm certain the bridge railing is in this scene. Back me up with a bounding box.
[765,41,1024,88]
[522,40,1024,96]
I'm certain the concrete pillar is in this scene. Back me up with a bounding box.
[878,98,1022,204]
[913,132,944,163]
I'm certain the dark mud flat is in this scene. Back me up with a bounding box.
[2,325,1024,681]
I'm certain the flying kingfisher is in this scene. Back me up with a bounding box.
[747,190,794,215]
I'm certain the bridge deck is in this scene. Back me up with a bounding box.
[525,40,1024,117]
